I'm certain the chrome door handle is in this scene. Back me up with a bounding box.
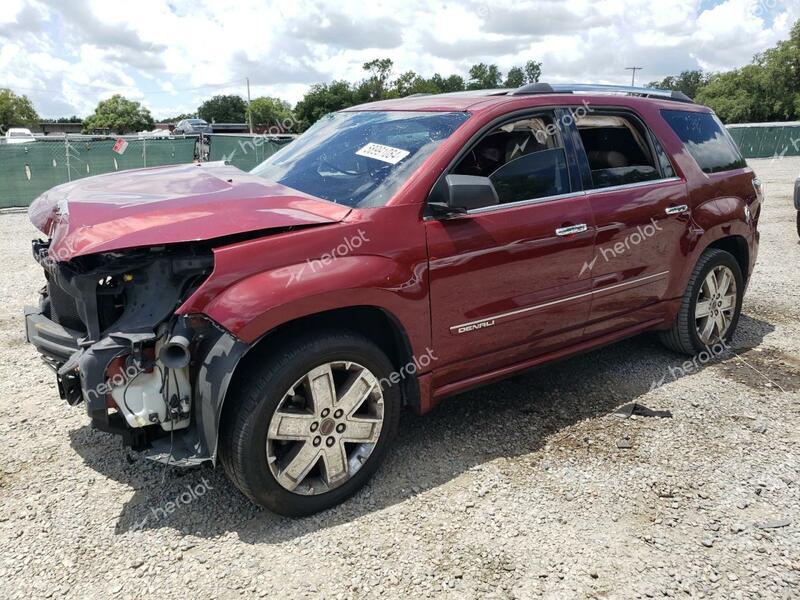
[555,223,588,236]
[665,205,688,215]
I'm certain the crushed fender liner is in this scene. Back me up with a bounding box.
[142,327,250,466]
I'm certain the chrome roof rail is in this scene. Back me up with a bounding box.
[510,83,694,103]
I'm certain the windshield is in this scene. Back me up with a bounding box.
[251,110,469,207]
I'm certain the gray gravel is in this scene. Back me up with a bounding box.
[1,158,799,599]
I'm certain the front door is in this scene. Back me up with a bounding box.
[424,112,596,388]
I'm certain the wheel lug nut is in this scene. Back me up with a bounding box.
[313,436,322,447]
[326,437,335,447]
[336,423,346,433]
[334,409,343,419]
[310,422,319,432]
[321,408,330,417]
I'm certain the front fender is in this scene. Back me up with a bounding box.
[198,254,430,354]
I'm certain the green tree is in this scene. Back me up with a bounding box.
[648,70,708,99]
[294,81,358,131]
[82,95,153,134]
[504,66,525,88]
[392,71,440,97]
[249,96,294,130]
[362,58,394,100]
[197,94,247,123]
[467,63,502,89]
[0,88,39,132]
[524,60,542,84]
[429,73,466,93]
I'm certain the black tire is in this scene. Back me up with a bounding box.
[796,211,800,239]
[659,248,744,355]
[219,330,401,516]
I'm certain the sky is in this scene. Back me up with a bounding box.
[0,0,798,120]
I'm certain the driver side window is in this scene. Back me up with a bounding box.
[453,114,571,204]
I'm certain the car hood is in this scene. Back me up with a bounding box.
[29,161,351,261]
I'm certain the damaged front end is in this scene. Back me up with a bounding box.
[24,241,248,466]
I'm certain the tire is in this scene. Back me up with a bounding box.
[219,330,401,516]
[796,211,800,239]
[659,248,744,355]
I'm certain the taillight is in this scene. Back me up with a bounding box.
[751,176,764,203]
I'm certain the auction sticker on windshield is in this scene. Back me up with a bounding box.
[356,143,410,165]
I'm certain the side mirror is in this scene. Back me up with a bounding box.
[429,174,499,217]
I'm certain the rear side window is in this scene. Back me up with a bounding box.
[661,110,746,174]
[575,114,661,189]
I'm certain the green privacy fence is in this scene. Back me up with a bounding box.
[0,134,295,209]
[726,123,800,159]
[0,136,197,209]
[207,134,294,172]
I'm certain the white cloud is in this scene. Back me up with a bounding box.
[0,0,797,119]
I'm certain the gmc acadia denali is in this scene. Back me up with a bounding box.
[25,83,761,516]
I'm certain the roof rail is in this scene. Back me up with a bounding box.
[510,83,694,104]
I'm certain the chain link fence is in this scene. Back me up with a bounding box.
[727,123,800,159]
[0,132,295,209]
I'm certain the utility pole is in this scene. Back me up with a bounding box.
[246,77,253,134]
[626,66,643,87]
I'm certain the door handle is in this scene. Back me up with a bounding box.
[665,204,689,215]
[555,223,588,236]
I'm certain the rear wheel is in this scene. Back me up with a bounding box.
[220,331,400,516]
[659,248,743,355]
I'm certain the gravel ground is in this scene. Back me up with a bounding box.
[1,158,799,599]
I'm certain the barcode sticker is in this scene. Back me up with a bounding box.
[356,143,410,165]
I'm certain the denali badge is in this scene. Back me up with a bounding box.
[457,320,496,334]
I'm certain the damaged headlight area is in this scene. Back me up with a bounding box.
[24,241,237,463]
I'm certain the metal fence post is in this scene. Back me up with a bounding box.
[143,137,147,168]
[64,133,71,182]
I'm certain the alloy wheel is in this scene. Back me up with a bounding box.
[695,265,737,345]
[266,361,385,495]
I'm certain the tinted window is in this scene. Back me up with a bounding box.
[453,114,570,204]
[576,114,661,189]
[252,111,469,208]
[661,110,746,174]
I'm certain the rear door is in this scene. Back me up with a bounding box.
[568,109,690,336]
[425,110,596,387]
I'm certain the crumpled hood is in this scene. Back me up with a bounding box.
[29,161,351,261]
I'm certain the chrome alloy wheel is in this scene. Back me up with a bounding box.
[695,265,737,345]
[266,361,385,495]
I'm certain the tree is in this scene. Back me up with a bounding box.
[294,81,358,131]
[82,95,153,134]
[0,88,39,132]
[392,71,440,97]
[197,94,247,123]
[467,63,502,89]
[162,113,197,123]
[248,96,294,130]
[504,66,525,88]
[524,60,542,84]
[648,70,708,99]
[362,58,394,100]
[429,73,466,93]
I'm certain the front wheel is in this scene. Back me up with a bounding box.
[219,331,401,516]
[659,248,744,355]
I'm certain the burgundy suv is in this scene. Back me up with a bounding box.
[25,84,761,516]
